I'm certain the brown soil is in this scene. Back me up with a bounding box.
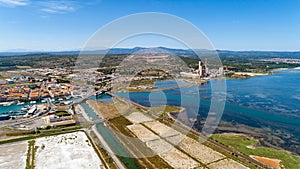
[251,155,281,169]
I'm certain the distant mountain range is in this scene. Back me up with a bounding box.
[0,47,201,56]
[1,47,300,59]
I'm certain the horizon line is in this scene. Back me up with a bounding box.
[1,47,300,53]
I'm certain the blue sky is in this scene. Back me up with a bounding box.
[0,0,299,51]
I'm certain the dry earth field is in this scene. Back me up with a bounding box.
[126,111,153,123]
[125,111,250,169]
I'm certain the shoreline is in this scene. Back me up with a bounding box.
[117,80,204,93]
[123,68,298,90]
[165,105,300,161]
[114,97,271,168]
[225,67,300,79]
[113,82,300,156]
[233,72,269,77]
[103,92,300,168]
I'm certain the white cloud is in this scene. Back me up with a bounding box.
[0,0,99,15]
[39,1,77,14]
[0,0,29,7]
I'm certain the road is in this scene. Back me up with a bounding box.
[76,103,125,169]
[46,98,56,112]
[111,93,271,169]
[91,125,125,169]
[165,113,271,169]
[80,89,270,168]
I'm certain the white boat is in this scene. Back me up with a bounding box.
[21,107,28,112]
[65,96,72,100]
[17,102,25,105]
[41,100,46,103]
[30,101,37,104]
[0,102,14,106]
[26,105,37,116]
[58,98,63,101]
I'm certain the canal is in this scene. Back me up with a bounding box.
[80,102,140,169]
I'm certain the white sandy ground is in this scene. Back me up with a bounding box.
[127,120,201,168]
[246,145,256,149]
[178,137,225,164]
[208,158,250,169]
[125,112,248,168]
[0,141,28,169]
[146,139,200,168]
[160,147,201,169]
[125,112,154,123]
[234,72,268,76]
[35,131,104,169]
[143,121,181,137]
[146,138,174,154]
[127,124,159,142]
[165,133,187,145]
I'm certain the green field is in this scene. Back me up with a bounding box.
[149,105,181,115]
[211,134,300,169]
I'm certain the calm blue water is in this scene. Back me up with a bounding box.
[80,102,141,167]
[0,102,45,114]
[0,98,75,115]
[117,69,300,138]
[0,94,112,115]
[89,94,113,104]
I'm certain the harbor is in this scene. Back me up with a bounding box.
[0,97,74,120]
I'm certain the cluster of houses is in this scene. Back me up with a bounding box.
[0,84,33,102]
[0,77,72,103]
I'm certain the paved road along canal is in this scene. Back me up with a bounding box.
[80,102,140,169]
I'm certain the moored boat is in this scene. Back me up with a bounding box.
[17,102,25,105]
[21,106,30,112]
[0,115,10,121]
[0,102,14,106]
